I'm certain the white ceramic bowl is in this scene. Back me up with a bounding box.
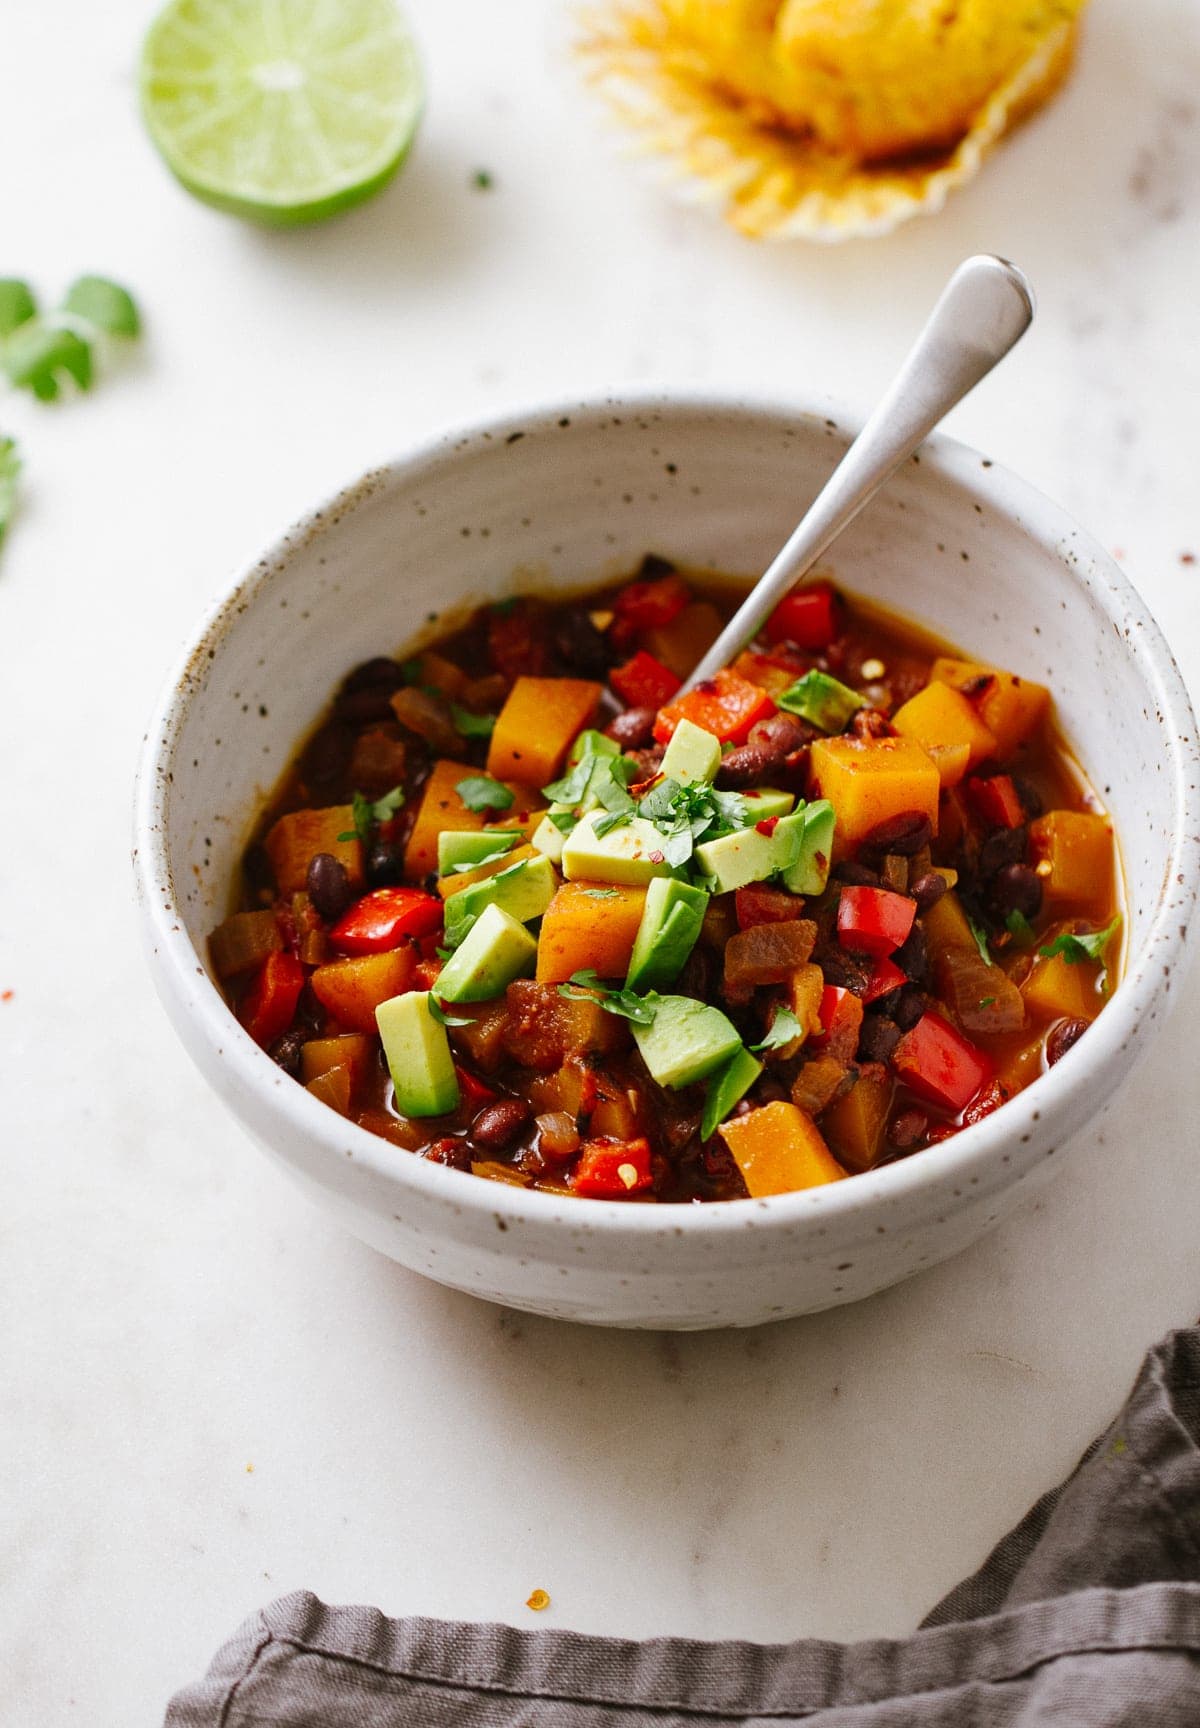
[134,392,1200,1329]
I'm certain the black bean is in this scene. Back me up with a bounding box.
[892,987,928,1032]
[1046,1017,1090,1067]
[1013,776,1043,818]
[861,811,933,855]
[334,688,398,725]
[715,743,774,789]
[889,1107,928,1149]
[750,1076,790,1107]
[991,862,1043,920]
[604,707,657,750]
[979,825,1028,878]
[892,923,929,984]
[911,871,948,911]
[341,656,405,695]
[268,1029,305,1078]
[637,553,676,580]
[366,841,406,888]
[553,608,610,678]
[471,1098,532,1150]
[303,721,353,788]
[306,852,353,922]
[858,1015,901,1064]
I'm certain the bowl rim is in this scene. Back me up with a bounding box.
[134,385,1200,1239]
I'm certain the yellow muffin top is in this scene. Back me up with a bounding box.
[661,0,1086,161]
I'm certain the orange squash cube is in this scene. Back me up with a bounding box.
[809,735,940,854]
[720,1100,845,1197]
[892,680,997,770]
[924,741,971,787]
[310,949,415,1033]
[730,650,801,699]
[930,657,1049,757]
[305,1065,352,1115]
[535,881,649,983]
[823,1069,893,1174]
[300,1034,373,1092]
[264,807,363,897]
[1021,951,1100,1022]
[404,759,543,880]
[1030,811,1114,912]
[487,677,603,787]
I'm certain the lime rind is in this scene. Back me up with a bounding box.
[140,0,424,225]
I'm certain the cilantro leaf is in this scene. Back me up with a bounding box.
[451,703,496,740]
[1039,914,1122,967]
[751,1006,803,1052]
[635,776,748,870]
[0,436,20,551]
[593,809,632,838]
[978,996,997,1009]
[338,785,405,844]
[428,996,473,1028]
[372,785,406,822]
[3,323,92,400]
[456,775,515,813]
[966,914,995,967]
[1005,909,1034,942]
[60,276,140,338]
[582,888,620,899]
[557,970,659,1025]
[452,843,517,873]
[0,280,36,339]
[548,808,577,835]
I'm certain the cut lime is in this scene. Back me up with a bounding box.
[140,0,424,225]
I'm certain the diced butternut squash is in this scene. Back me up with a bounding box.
[719,1100,845,1197]
[823,1069,893,1174]
[310,948,415,1033]
[446,1000,510,1073]
[436,843,540,900]
[301,1034,373,1092]
[930,657,1049,757]
[1030,811,1114,913]
[265,807,363,896]
[788,963,825,1043]
[643,601,723,678]
[529,1056,643,1141]
[925,741,971,788]
[922,885,975,964]
[306,1066,352,1115]
[809,735,940,854]
[404,759,542,880]
[730,650,801,699]
[1021,951,1100,1022]
[535,881,649,983]
[892,681,997,770]
[486,677,603,786]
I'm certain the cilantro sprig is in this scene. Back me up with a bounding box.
[338,785,405,845]
[1040,915,1121,972]
[751,1006,803,1053]
[0,274,140,401]
[966,913,995,968]
[557,970,658,1025]
[636,777,747,868]
[0,437,19,550]
[456,775,515,813]
[451,703,496,740]
[428,996,473,1028]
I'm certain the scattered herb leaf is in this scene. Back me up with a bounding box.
[582,887,620,899]
[428,996,473,1028]
[557,970,658,1025]
[979,996,997,1009]
[1039,915,1122,968]
[966,914,994,967]
[472,168,495,191]
[338,785,406,843]
[400,656,423,683]
[593,809,632,838]
[61,275,140,338]
[3,323,92,400]
[456,775,515,813]
[0,436,19,550]
[752,1007,803,1052]
[451,703,496,740]
[1005,909,1035,942]
[0,280,36,339]
[548,808,577,835]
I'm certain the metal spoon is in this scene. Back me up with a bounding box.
[680,254,1035,693]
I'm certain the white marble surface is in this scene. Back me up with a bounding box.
[3,1,1200,1720]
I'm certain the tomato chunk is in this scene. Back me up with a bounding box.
[891,1011,993,1114]
[613,572,691,631]
[764,583,840,651]
[572,1137,653,1198]
[966,774,1024,830]
[653,670,775,745]
[610,650,681,711]
[330,887,443,954]
[862,956,908,1004]
[836,886,916,957]
[239,951,304,1048]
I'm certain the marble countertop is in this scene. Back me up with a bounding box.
[4,1,1200,1720]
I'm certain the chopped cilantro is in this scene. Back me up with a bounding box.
[593,809,633,838]
[471,168,495,191]
[61,275,140,337]
[1,274,140,401]
[0,280,36,339]
[1040,914,1122,969]
[582,887,620,899]
[456,775,515,813]
[1005,909,1035,942]
[557,970,658,1025]
[451,703,496,740]
[978,996,997,1009]
[428,996,473,1028]
[0,436,19,551]
[751,1006,803,1052]
[548,808,577,835]
[338,785,406,843]
[966,913,994,967]
[636,777,748,870]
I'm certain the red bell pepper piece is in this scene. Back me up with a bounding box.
[572,1137,653,1198]
[810,984,854,1050]
[610,650,681,710]
[862,956,908,1004]
[413,957,444,991]
[836,886,916,957]
[653,670,776,745]
[239,951,304,1048]
[891,1012,993,1114]
[764,583,840,651]
[613,572,691,630]
[735,885,802,929]
[454,1064,499,1111]
[966,774,1024,830]
[330,887,443,955]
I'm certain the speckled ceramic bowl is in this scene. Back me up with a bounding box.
[134,392,1200,1328]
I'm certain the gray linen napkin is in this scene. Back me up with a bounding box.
[166,1328,1200,1726]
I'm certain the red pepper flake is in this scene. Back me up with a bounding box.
[1182,551,1196,566]
[755,816,780,837]
[1,989,12,1002]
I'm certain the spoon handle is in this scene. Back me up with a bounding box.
[680,254,1036,693]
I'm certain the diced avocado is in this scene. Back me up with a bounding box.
[660,718,721,786]
[443,853,558,949]
[779,670,862,732]
[737,786,795,822]
[779,799,836,896]
[530,808,572,863]
[694,825,782,894]
[701,1045,763,1140]
[625,878,708,993]
[567,728,620,769]
[632,995,743,1090]
[436,902,537,1002]
[561,811,676,887]
[437,829,522,876]
[376,991,460,1117]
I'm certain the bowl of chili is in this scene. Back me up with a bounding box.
[134,391,1200,1327]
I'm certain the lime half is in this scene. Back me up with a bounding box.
[140,0,423,225]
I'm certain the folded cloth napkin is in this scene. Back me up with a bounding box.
[166,1328,1200,1726]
